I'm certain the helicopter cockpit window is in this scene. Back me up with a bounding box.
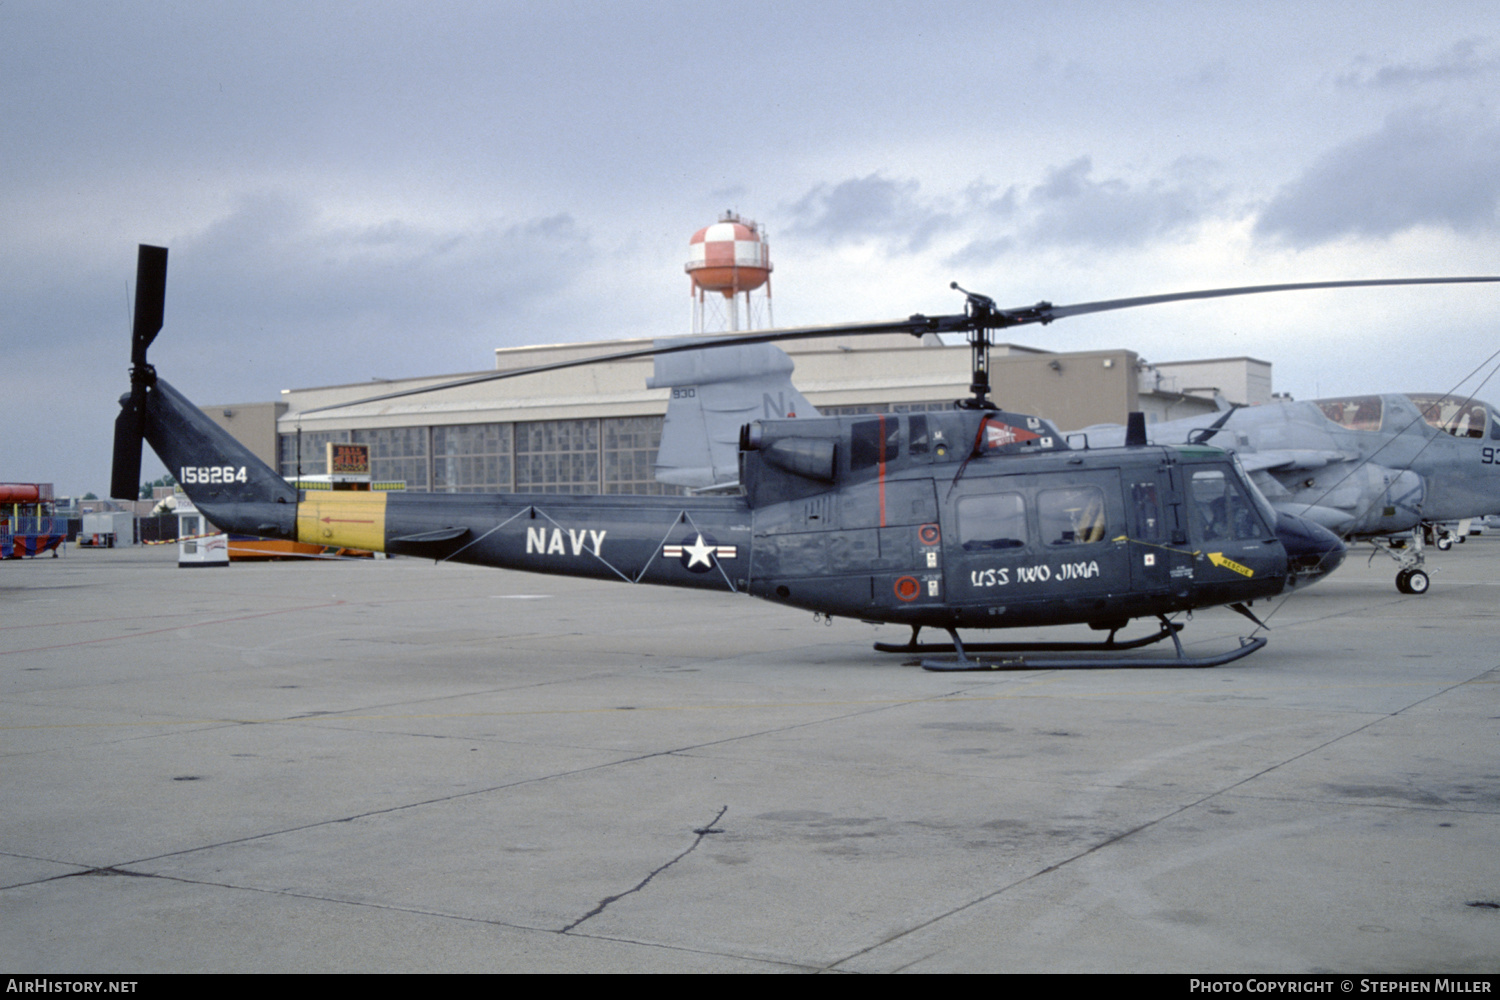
[1039,486,1108,546]
[1315,396,1383,431]
[1190,468,1261,541]
[850,418,901,469]
[1409,394,1488,439]
[909,415,929,454]
[958,493,1026,551]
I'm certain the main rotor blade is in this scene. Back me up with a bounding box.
[1013,276,1500,326]
[297,275,1500,415]
[297,316,949,415]
[131,244,168,366]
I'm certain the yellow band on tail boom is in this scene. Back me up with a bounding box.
[296,491,388,551]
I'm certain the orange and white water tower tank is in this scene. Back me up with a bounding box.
[686,212,773,332]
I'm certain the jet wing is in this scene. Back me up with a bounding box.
[1236,449,1354,474]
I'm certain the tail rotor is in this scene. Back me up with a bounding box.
[110,245,168,499]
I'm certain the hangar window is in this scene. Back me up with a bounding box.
[351,426,430,490]
[515,419,600,494]
[605,417,681,495]
[278,430,350,478]
[433,423,511,492]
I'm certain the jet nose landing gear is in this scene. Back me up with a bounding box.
[1396,567,1430,595]
[1373,527,1433,595]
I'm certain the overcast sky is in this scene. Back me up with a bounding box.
[5,1,1500,495]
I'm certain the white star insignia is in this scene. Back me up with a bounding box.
[683,533,715,569]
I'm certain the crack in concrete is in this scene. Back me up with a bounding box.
[820,665,1499,972]
[58,866,155,879]
[561,806,727,933]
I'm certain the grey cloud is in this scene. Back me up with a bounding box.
[946,158,1218,265]
[940,182,1019,268]
[1254,109,1500,246]
[709,184,749,203]
[961,180,1018,219]
[183,195,586,317]
[18,196,595,498]
[784,174,957,253]
[945,236,1016,269]
[785,173,1031,264]
[152,193,595,392]
[1337,38,1499,89]
[1177,59,1228,89]
[1020,157,1213,249]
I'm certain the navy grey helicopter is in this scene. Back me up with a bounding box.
[1076,389,1500,595]
[112,245,1495,668]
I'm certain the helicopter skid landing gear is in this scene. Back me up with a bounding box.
[875,620,1185,655]
[907,617,1267,671]
[1371,528,1431,595]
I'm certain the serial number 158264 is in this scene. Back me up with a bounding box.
[180,466,248,485]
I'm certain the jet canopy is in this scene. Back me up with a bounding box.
[1313,394,1500,440]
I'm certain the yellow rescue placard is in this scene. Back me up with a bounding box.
[1207,552,1254,577]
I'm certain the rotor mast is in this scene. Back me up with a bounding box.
[939,282,1057,410]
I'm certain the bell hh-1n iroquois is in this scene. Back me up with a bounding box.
[111,245,1497,669]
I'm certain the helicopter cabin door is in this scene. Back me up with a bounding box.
[833,417,941,609]
[944,468,1129,627]
[1179,460,1284,602]
[1125,469,1187,597]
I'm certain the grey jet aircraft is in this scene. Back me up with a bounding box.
[1075,392,1500,593]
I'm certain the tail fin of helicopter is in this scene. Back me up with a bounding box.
[142,378,297,504]
[110,245,298,538]
[649,341,817,490]
[129,376,299,538]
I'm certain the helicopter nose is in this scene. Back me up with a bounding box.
[1275,511,1347,587]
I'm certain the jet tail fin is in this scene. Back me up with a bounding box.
[649,342,817,489]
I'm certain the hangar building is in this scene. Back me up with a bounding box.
[208,333,1269,495]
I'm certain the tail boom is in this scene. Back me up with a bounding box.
[137,376,753,591]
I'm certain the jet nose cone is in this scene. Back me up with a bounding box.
[1275,511,1347,587]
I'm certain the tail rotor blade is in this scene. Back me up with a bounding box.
[115,244,168,498]
[111,392,145,500]
[131,245,168,366]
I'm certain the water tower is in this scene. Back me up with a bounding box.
[685,212,773,333]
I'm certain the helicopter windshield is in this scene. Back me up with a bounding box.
[1189,466,1264,542]
[1407,394,1489,439]
[1232,454,1279,529]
